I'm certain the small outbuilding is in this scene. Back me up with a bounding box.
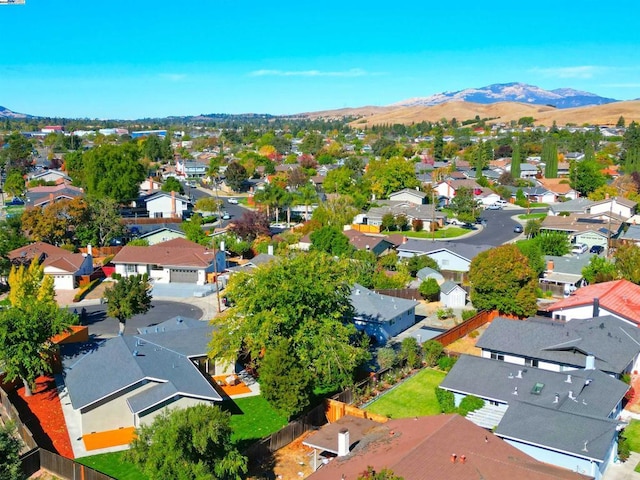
[439,280,466,308]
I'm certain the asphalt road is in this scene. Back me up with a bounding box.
[68,300,204,338]
[188,184,248,228]
[457,207,546,246]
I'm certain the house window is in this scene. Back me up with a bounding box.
[441,259,449,267]
[525,357,539,368]
[125,264,137,274]
[490,352,504,361]
[154,212,163,218]
[151,264,163,271]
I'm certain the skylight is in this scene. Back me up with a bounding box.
[531,382,544,395]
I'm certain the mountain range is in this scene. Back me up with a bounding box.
[390,82,619,109]
[0,106,29,119]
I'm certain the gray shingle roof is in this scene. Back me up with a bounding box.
[620,224,640,241]
[548,198,595,215]
[496,402,619,462]
[440,280,461,295]
[440,355,628,419]
[63,320,222,411]
[476,316,640,375]
[398,240,493,262]
[416,267,444,282]
[350,284,418,323]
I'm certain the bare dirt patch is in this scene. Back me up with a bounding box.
[249,431,316,480]
[445,324,490,356]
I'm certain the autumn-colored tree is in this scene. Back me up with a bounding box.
[21,197,89,245]
[8,260,55,308]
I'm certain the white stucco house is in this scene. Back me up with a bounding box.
[143,191,191,219]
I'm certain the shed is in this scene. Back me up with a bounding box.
[440,280,466,308]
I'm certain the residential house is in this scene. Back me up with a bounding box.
[515,163,539,179]
[434,179,482,204]
[361,203,446,231]
[439,280,466,308]
[476,315,640,378]
[537,178,578,201]
[510,186,556,204]
[138,226,186,245]
[548,198,595,216]
[350,283,418,344]
[388,188,427,205]
[8,242,93,290]
[587,197,637,220]
[139,177,162,194]
[397,239,493,283]
[548,279,640,326]
[440,354,628,479]
[61,317,230,444]
[176,160,207,178]
[112,238,218,285]
[306,414,591,480]
[28,169,71,185]
[143,191,191,219]
[342,229,396,256]
[540,214,622,249]
[540,254,593,297]
[618,224,640,246]
[25,184,84,208]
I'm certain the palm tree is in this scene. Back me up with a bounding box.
[254,184,277,220]
[296,184,318,221]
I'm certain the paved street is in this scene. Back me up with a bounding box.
[456,206,545,246]
[190,185,249,228]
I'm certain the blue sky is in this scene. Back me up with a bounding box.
[2,0,639,119]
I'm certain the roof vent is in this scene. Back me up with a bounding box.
[565,374,572,384]
[568,390,575,400]
[516,370,523,378]
[582,441,588,452]
[133,350,139,357]
[554,393,559,404]
[177,317,183,323]
[355,289,360,296]
[513,386,518,395]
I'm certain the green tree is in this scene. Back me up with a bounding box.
[422,340,443,367]
[376,346,397,370]
[543,137,558,178]
[419,278,440,302]
[0,422,22,480]
[295,184,318,221]
[524,218,541,238]
[450,187,479,223]
[570,160,606,196]
[617,116,626,128]
[536,232,570,256]
[0,132,33,173]
[400,337,422,369]
[614,244,640,284]
[105,274,152,334]
[381,212,396,232]
[182,213,210,246]
[433,126,444,161]
[469,244,538,316]
[395,214,408,232]
[75,197,125,247]
[0,218,28,281]
[364,156,419,199]
[3,170,25,199]
[0,300,76,396]
[258,337,312,419]
[300,132,324,155]
[582,255,618,284]
[225,161,248,192]
[510,140,521,179]
[81,143,147,202]
[161,176,184,195]
[126,404,247,480]
[312,194,359,228]
[209,252,370,392]
[310,225,354,256]
[403,255,438,277]
[515,239,545,276]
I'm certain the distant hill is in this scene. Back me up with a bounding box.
[0,105,30,119]
[391,82,618,109]
[346,100,640,128]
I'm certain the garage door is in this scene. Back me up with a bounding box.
[170,268,198,283]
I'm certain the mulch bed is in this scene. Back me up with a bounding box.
[11,375,74,459]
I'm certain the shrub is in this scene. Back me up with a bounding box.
[376,347,397,370]
[423,340,444,367]
[437,307,454,320]
[458,395,485,416]
[73,278,102,302]
[419,278,440,302]
[435,387,456,413]
[437,356,457,372]
[400,337,423,369]
[461,309,478,321]
[618,433,631,462]
[468,330,479,339]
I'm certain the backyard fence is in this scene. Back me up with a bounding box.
[19,448,116,480]
[372,288,421,300]
[434,309,499,347]
[0,387,38,450]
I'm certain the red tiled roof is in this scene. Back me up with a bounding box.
[308,415,590,480]
[549,279,640,324]
[112,238,214,268]
[8,242,87,274]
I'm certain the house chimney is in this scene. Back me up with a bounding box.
[403,236,408,244]
[87,244,93,257]
[450,454,457,463]
[268,244,274,256]
[337,429,350,457]
[585,354,596,370]
[593,298,600,317]
[148,176,154,193]
[546,259,554,272]
[171,190,177,218]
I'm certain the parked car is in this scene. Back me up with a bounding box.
[589,245,605,254]
[6,197,25,206]
[227,198,239,204]
[448,218,466,226]
[486,203,502,210]
[221,212,231,220]
[571,243,588,255]
[513,225,523,233]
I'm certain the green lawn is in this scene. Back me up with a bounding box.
[383,227,468,239]
[364,368,447,419]
[624,419,640,452]
[518,213,547,220]
[226,395,288,443]
[76,451,149,480]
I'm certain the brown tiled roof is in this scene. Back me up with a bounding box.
[308,415,590,480]
[541,214,622,233]
[549,279,640,325]
[8,242,87,274]
[112,238,213,268]
[537,178,575,195]
[343,230,390,251]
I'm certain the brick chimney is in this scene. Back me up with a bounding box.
[546,259,554,272]
[147,176,154,193]
[450,454,457,463]
[171,190,176,218]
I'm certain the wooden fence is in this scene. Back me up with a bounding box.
[0,387,38,450]
[325,399,389,424]
[78,246,122,257]
[350,224,381,234]
[18,448,115,480]
[373,288,421,300]
[433,309,499,347]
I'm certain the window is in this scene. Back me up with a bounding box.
[125,264,137,274]
[525,357,539,368]
[490,352,504,361]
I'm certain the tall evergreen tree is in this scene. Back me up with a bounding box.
[510,140,521,179]
[625,148,640,174]
[584,142,595,163]
[433,126,444,161]
[543,137,558,178]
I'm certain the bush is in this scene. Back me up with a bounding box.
[468,330,479,339]
[400,337,423,369]
[437,307,454,320]
[73,278,102,302]
[618,433,631,462]
[458,395,485,416]
[419,278,440,302]
[423,340,444,367]
[461,309,478,321]
[376,347,397,370]
[437,356,457,372]
[435,387,456,413]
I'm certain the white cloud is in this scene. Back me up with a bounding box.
[249,68,373,78]
[159,73,187,81]
[529,66,607,79]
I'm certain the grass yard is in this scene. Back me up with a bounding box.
[227,395,288,444]
[76,451,149,480]
[518,213,547,220]
[364,368,446,419]
[384,227,468,240]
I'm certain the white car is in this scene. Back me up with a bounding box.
[221,212,231,220]
[496,199,508,206]
[227,198,239,204]
[571,243,588,255]
[448,218,466,226]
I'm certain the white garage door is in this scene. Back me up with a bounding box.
[170,268,198,283]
